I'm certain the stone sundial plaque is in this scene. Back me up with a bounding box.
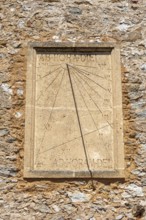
[24,43,124,178]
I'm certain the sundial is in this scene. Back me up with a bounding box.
[24,43,124,178]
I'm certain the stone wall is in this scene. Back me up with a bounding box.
[0,0,146,219]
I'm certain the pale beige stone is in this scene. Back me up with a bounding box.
[24,43,124,178]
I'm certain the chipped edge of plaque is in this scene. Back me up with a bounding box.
[24,42,125,179]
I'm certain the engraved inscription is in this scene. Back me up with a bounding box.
[37,158,112,169]
[37,54,108,65]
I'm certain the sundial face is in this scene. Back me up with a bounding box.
[24,43,124,178]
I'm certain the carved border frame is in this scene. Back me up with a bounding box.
[24,42,124,178]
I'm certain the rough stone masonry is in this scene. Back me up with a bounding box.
[0,0,146,219]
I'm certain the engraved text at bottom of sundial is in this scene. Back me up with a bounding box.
[34,123,113,171]
[34,144,113,171]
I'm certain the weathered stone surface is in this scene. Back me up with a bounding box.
[126,28,142,42]
[0,0,146,219]
[0,129,9,137]
[67,191,91,203]
[132,204,145,218]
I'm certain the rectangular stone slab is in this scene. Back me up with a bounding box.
[24,42,124,178]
